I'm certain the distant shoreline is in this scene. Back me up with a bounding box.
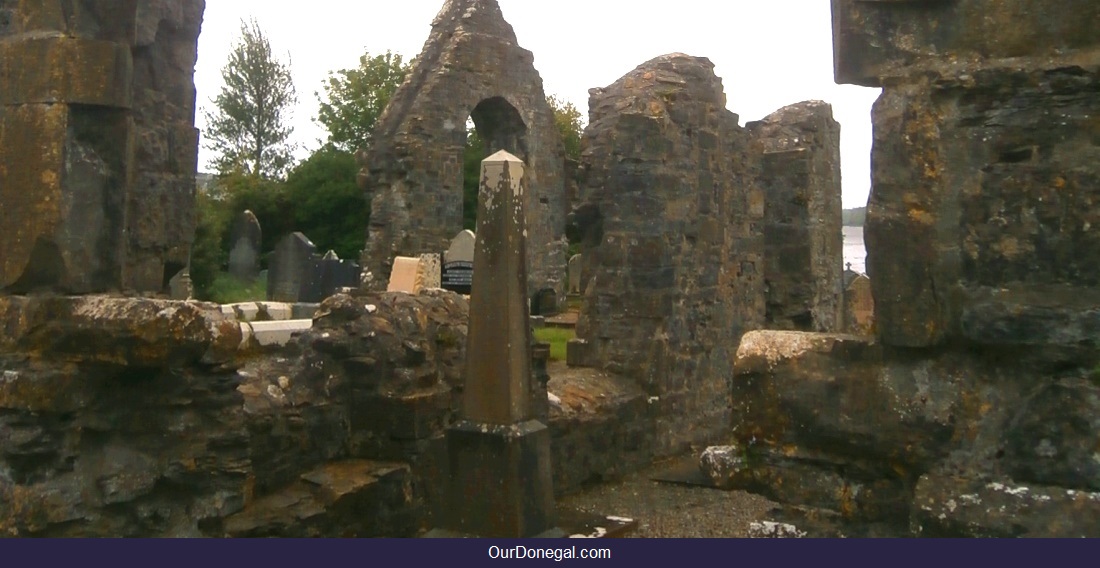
[843,206,866,227]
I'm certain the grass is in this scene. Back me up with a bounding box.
[534,327,576,362]
[207,272,267,305]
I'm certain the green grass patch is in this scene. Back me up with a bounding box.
[534,327,576,362]
[206,272,267,305]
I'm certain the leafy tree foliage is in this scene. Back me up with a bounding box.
[316,51,410,153]
[462,130,485,231]
[190,189,232,299]
[204,18,298,179]
[547,94,585,160]
[283,148,367,259]
[843,207,867,227]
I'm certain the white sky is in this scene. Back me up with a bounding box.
[194,0,881,209]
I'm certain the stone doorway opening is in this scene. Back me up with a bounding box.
[462,97,529,230]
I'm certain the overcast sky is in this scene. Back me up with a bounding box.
[194,0,881,208]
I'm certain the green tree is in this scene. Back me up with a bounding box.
[190,189,233,299]
[462,130,485,231]
[204,18,298,179]
[547,94,584,160]
[316,51,410,153]
[283,148,366,259]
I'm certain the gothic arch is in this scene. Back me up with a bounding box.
[359,0,567,299]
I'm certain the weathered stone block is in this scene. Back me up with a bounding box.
[0,295,241,368]
[0,104,136,294]
[832,0,1100,87]
[866,67,1100,349]
[749,101,844,332]
[0,37,132,107]
[727,331,963,519]
[222,461,418,538]
[442,420,556,538]
[0,104,67,289]
[914,474,1100,537]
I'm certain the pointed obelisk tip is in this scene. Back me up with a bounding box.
[484,149,523,163]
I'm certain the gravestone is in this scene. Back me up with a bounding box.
[416,254,442,291]
[439,150,558,538]
[267,233,316,303]
[168,269,193,301]
[301,250,361,303]
[844,274,874,336]
[567,254,583,295]
[387,257,421,294]
[228,210,262,282]
[442,230,476,295]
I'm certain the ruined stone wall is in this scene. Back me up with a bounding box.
[749,101,844,332]
[702,1,1100,537]
[834,0,1100,352]
[0,292,652,536]
[572,54,765,456]
[360,0,567,301]
[0,0,204,295]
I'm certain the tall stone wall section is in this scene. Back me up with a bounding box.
[703,1,1100,538]
[0,0,205,295]
[835,0,1100,351]
[359,0,566,300]
[749,101,843,332]
[572,54,765,456]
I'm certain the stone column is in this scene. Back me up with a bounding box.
[440,150,558,538]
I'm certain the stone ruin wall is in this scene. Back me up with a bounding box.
[837,0,1100,351]
[0,0,205,295]
[749,101,844,332]
[359,0,567,301]
[0,291,653,536]
[706,0,1100,537]
[571,54,766,456]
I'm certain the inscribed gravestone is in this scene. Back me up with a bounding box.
[417,254,442,291]
[568,254,583,295]
[267,233,316,303]
[228,210,262,282]
[442,230,476,294]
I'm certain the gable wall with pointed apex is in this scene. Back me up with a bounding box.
[358,0,567,302]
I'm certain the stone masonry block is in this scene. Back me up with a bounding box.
[0,103,67,289]
[832,0,1100,87]
[0,36,132,107]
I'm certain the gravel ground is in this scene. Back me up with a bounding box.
[559,460,779,538]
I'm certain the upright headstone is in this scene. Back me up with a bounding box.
[304,251,362,303]
[387,257,421,294]
[844,274,875,336]
[442,230,476,295]
[439,150,558,538]
[228,210,262,282]
[169,269,193,301]
[568,254,583,295]
[267,233,317,303]
[416,254,442,292]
